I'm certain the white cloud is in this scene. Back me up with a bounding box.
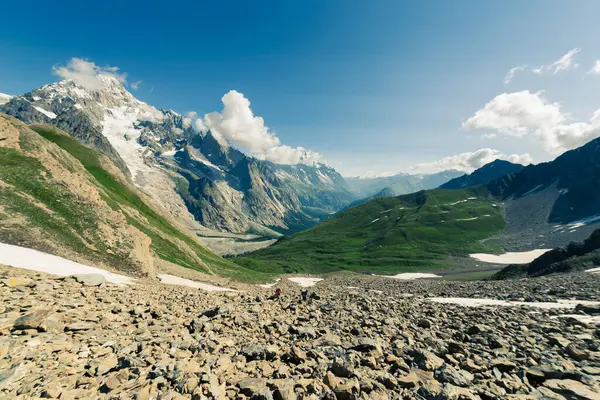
[204,90,322,165]
[52,58,128,90]
[504,65,527,84]
[464,91,565,136]
[408,148,532,174]
[182,111,206,132]
[588,60,600,75]
[533,48,580,75]
[464,90,600,154]
[131,80,142,90]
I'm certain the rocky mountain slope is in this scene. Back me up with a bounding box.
[440,160,525,190]
[2,264,599,399]
[494,228,600,279]
[0,114,265,282]
[0,78,356,238]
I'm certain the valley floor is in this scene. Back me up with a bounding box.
[1,264,600,399]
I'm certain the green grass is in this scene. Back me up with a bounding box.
[28,124,270,282]
[0,144,133,268]
[235,187,506,274]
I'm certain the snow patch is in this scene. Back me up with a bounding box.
[447,199,468,206]
[429,297,600,309]
[384,273,441,280]
[469,249,551,264]
[369,218,380,224]
[566,214,600,230]
[158,274,235,292]
[33,106,57,119]
[380,209,393,214]
[288,277,323,287]
[558,188,569,195]
[0,242,134,285]
[456,217,478,221]
[585,266,600,274]
[258,278,281,289]
[522,184,544,196]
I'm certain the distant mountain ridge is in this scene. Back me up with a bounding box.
[440,160,525,190]
[346,170,464,198]
[0,77,357,237]
[238,136,600,274]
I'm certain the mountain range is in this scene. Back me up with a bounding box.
[0,79,359,240]
[237,137,600,274]
[3,74,600,279]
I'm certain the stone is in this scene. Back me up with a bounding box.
[2,277,33,287]
[406,348,445,371]
[72,274,107,286]
[435,364,473,387]
[491,358,516,373]
[65,322,95,331]
[565,343,590,361]
[12,309,63,333]
[543,379,600,400]
[239,378,268,397]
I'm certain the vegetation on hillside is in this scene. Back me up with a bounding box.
[235,187,505,274]
[0,120,269,282]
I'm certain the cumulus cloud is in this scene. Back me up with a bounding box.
[532,48,580,75]
[588,60,600,75]
[52,58,128,90]
[182,111,206,132]
[408,149,533,174]
[131,80,142,90]
[464,90,600,154]
[204,90,322,165]
[504,65,527,84]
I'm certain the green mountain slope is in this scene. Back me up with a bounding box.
[0,114,268,282]
[235,187,505,274]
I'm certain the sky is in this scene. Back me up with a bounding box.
[2,0,600,176]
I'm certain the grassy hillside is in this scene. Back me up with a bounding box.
[235,187,505,274]
[0,115,268,282]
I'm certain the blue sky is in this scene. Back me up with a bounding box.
[2,0,600,176]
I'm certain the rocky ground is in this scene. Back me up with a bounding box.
[1,265,600,400]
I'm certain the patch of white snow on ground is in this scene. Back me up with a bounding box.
[384,273,441,280]
[429,297,600,309]
[522,184,544,196]
[447,199,468,206]
[158,274,235,292]
[557,314,600,324]
[288,277,323,287]
[258,278,281,289]
[559,188,569,195]
[369,218,380,224]
[585,267,600,274]
[380,209,393,214]
[33,106,57,119]
[566,214,600,230]
[191,154,223,172]
[467,197,477,200]
[456,217,478,221]
[0,242,134,285]
[470,249,551,264]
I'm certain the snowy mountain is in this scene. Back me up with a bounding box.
[0,77,357,237]
[0,93,12,105]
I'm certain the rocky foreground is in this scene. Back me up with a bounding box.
[1,265,600,400]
